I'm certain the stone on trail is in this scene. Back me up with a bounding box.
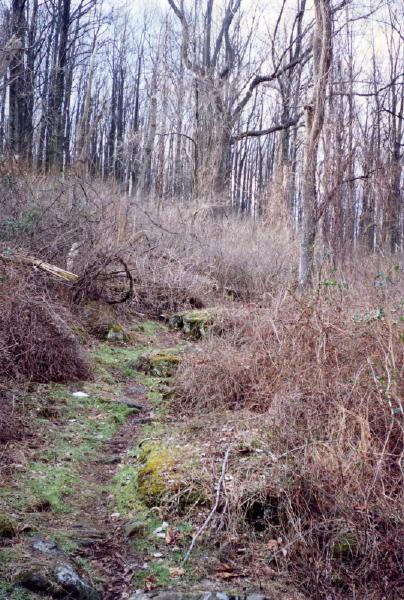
[135,348,181,377]
[55,563,100,600]
[14,537,101,600]
[169,309,214,338]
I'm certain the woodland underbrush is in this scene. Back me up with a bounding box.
[1,173,403,598]
[0,173,296,314]
[0,265,90,384]
[171,286,403,598]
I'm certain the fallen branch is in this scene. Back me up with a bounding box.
[0,251,78,282]
[183,445,231,564]
[1,251,134,305]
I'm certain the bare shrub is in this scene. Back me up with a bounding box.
[0,171,135,268]
[129,252,211,318]
[0,265,91,383]
[135,202,296,305]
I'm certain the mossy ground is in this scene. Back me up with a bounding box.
[0,319,200,595]
[0,314,303,597]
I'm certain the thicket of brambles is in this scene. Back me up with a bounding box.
[0,0,402,598]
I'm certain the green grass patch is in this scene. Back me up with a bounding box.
[28,464,80,513]
[133,560,172,588]
[94,344,146,370]
[110,464,143,516]
[137,320,163,337]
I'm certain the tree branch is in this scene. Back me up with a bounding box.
[211,0,241,68]
[232,47,312,120]
[232,114,302,141]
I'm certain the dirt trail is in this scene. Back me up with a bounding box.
[75,410,149,600]
[0,323,185,599]
[68,329,182,599]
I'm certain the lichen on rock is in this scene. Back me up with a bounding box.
[136,348,181,377]
[106,323,131,343]
[137,444,176,506]
[169,310,214,338]
[136,443,206,511]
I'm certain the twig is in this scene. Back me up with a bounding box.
[183,445,231,564]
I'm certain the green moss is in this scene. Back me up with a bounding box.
[28,464,80,513]
[110,465,143,516]
[169,310,213,338]
[51,532,78,554]
[94,344,147,378]
[106,323,131,343]
[0,581,44,600]
[0,514,17,539]
[138,321,162,337]
[132,560,172,588]
[0,547,18,568]
[136,348,181,377]
[137,445,176,506]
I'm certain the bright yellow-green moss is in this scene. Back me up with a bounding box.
[149,349,180,377]
[137,445,176,506]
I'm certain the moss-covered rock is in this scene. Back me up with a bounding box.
[12,538,101,599]
[106,323,130,343]
[137,445,176,506]
[136,348,181,377]
[169,310,213,338]
[136,444,206,511]
[0,513,17,538]
[81,302,131,343]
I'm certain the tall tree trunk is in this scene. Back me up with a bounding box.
[299,0,333,288]
[8,0,27,158]
[46,0,71,170]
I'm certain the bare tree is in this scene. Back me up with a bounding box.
[299,0,333,288]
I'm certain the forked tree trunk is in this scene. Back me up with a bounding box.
[299,0,333,288]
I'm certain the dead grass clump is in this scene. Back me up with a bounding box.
[136,204,296,305]
[0,391,27,444]
[129,253,211,318]
[173,291,403,598]
[0,266,91,383]
[174,339,257,410]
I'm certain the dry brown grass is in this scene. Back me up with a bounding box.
[0,389,28,445]
[172,284,403,598]
[0,264,91,383]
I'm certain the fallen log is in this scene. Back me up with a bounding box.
[0,251,79,282]
[0,251,134,304]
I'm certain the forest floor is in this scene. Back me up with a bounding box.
[0,317,305,600]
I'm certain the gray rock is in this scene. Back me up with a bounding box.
[15,537,101,600]
[55,564,102,600]
[31,537,59,554]
[125,520,147,538]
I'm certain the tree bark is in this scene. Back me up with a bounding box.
[299,0,333,289]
